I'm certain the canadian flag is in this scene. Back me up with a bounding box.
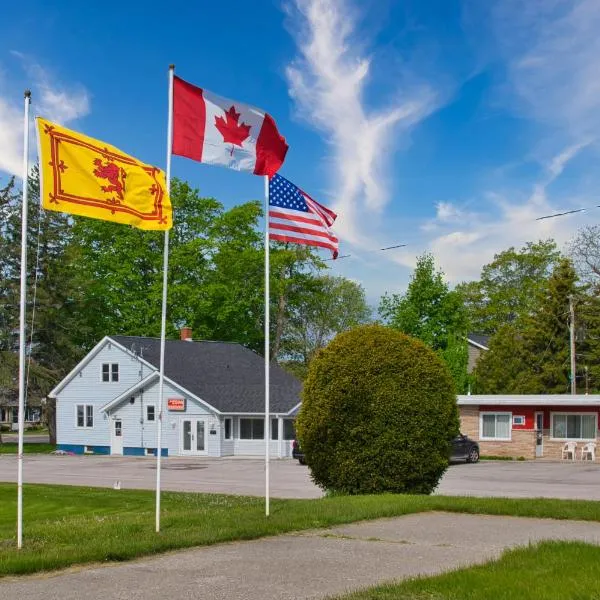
[172,76,288,177]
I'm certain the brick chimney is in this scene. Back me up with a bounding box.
[180,327,192,342]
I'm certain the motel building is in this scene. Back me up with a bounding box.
[458,395,600,460]
[49,332,300,458]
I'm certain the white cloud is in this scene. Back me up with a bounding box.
[477,0,600,140]
[411,143,592,283]
[0,55,90,178]
[284,0,439,246]
[0,96,24,175]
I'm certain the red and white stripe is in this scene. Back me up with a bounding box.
[269,194,339,257]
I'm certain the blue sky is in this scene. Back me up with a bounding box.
[1,0,599,305]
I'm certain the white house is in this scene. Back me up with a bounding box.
[49,331,301,457]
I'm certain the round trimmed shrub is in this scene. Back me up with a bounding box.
[295,324,459,495]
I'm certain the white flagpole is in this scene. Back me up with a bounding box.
[155,64,174,533]
[17,90,31,549]
[264,175,270,517]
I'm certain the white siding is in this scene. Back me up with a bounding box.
[56,341,153,448]
[110,379,220,456]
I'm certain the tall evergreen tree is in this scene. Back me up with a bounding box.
[474,258,580,394]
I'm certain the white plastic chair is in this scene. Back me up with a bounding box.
[562,441,577,461]
[581,442,596,462]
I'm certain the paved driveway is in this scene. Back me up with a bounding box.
[1,454,600,499]
[2,512,600,600]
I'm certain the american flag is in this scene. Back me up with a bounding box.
[268,174,339,258]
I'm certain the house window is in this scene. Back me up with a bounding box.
[224,418,232,440]
[513,416,525,426]
[271,418,279,440]
[239,418,264,440]
[146,406,155,422]
[283,419,295,441]
[102,363,119,382]
[86,405,94,428]
[551,413,597,440]
[480,412,511,440]
[76,405,94,428]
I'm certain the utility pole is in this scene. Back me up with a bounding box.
[569,295,576,395]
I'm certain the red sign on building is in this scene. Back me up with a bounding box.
[167,398,185,411]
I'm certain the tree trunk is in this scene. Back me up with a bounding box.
[45,398,56,445]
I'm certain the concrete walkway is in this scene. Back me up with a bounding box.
[3,512,600,600]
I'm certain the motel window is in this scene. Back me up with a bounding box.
[283,419,295,441]
[146,405,155,422]
[224,418,232,440]
[271,418,279,440]
[76,404,94,428]
[239,418,264,440]
[102,363,119,382]
[480,412,511,441]
[551,414,596,440]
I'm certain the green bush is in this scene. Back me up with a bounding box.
[295,324,459,495]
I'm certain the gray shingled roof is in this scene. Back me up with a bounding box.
[110,336,301,414]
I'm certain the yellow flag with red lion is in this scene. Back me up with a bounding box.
[36,118,172,230]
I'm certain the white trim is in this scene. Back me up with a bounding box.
[467,338,489,351]
[50,336,158,397]
[479,411,512,441]
[286,402,302,416]
[50,337,111,397]
[239,417,266,440]
[146,404,157,422]
[100,373,158,413]
[179,417,208,456]
[459,394,600,406]
[74,404,94,429]
[550,412,598,441]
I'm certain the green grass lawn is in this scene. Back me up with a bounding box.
[1,484,600,577]
[335,541,600,599]
[0,443,55,454]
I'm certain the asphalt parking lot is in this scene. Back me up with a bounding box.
[1,454,600,499]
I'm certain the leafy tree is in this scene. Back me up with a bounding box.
[456,240,561,334]
[380,253,467,349]
[0,168,83,406]
[474,258,579,394]
[568,225,600,284]
[281,274,371,366]
[296,324,459,495]
[380,253,468,390]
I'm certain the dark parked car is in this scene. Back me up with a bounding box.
[293,434,480,465]
[451,433,479,463]
[292,439,305,464]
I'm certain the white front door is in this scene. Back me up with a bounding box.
[181,418,207,455]
[111,419,123,456]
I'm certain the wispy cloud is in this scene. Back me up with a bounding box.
[0,54,90,178]
[284,0,439,245]
[408,142,592,282]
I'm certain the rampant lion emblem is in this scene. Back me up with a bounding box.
[93,158,126,201]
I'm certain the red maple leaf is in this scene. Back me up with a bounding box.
[214,105,251,148]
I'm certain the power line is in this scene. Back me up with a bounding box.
[324,243,408,262]
[536,206,600,221]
